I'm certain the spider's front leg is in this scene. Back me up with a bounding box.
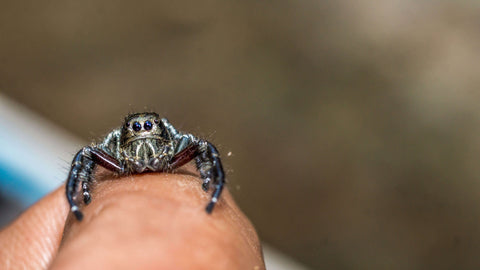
[66,146,123,221]
[169,135,225,213]
[196,141,225,213]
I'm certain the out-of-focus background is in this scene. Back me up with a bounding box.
[1,1,480,269]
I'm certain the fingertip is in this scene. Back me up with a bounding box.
[53,173,265,269]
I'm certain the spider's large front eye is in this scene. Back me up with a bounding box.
[144,120,153,130]
[132,121,142,131]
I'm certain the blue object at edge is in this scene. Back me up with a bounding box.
[0,162,48,207]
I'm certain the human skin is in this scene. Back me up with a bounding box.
[0,169,265,269]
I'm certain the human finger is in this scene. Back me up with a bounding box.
[0,186,69,269]
[50,173,265,270]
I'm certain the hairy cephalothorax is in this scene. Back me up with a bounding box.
[66,112,225,220]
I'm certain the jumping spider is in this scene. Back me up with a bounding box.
[66,112,225,220]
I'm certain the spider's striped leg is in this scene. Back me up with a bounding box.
[170,134,209,190]
[169,139,225,214]
[67,149,94,221]
[197,142,225,213]
[82,180,92,204]
[66,146,123,221]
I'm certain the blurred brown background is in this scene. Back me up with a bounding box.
[1,1,480,269]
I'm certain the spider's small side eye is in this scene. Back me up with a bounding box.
[144,120,153,130]
[125,122,130,127]
[154,119,160,124]
[132,121,142,131]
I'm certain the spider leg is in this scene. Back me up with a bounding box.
[169,142,199,168]
[199,142,225,213]
[169,135,210,189]
[169,138,225,214]
[82,167,93,205]
[66,146,123,221]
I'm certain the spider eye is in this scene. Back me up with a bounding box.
[125,122,130,127]
[132,121,142,131]
[154,119,160,124]
[144,120,153,131]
